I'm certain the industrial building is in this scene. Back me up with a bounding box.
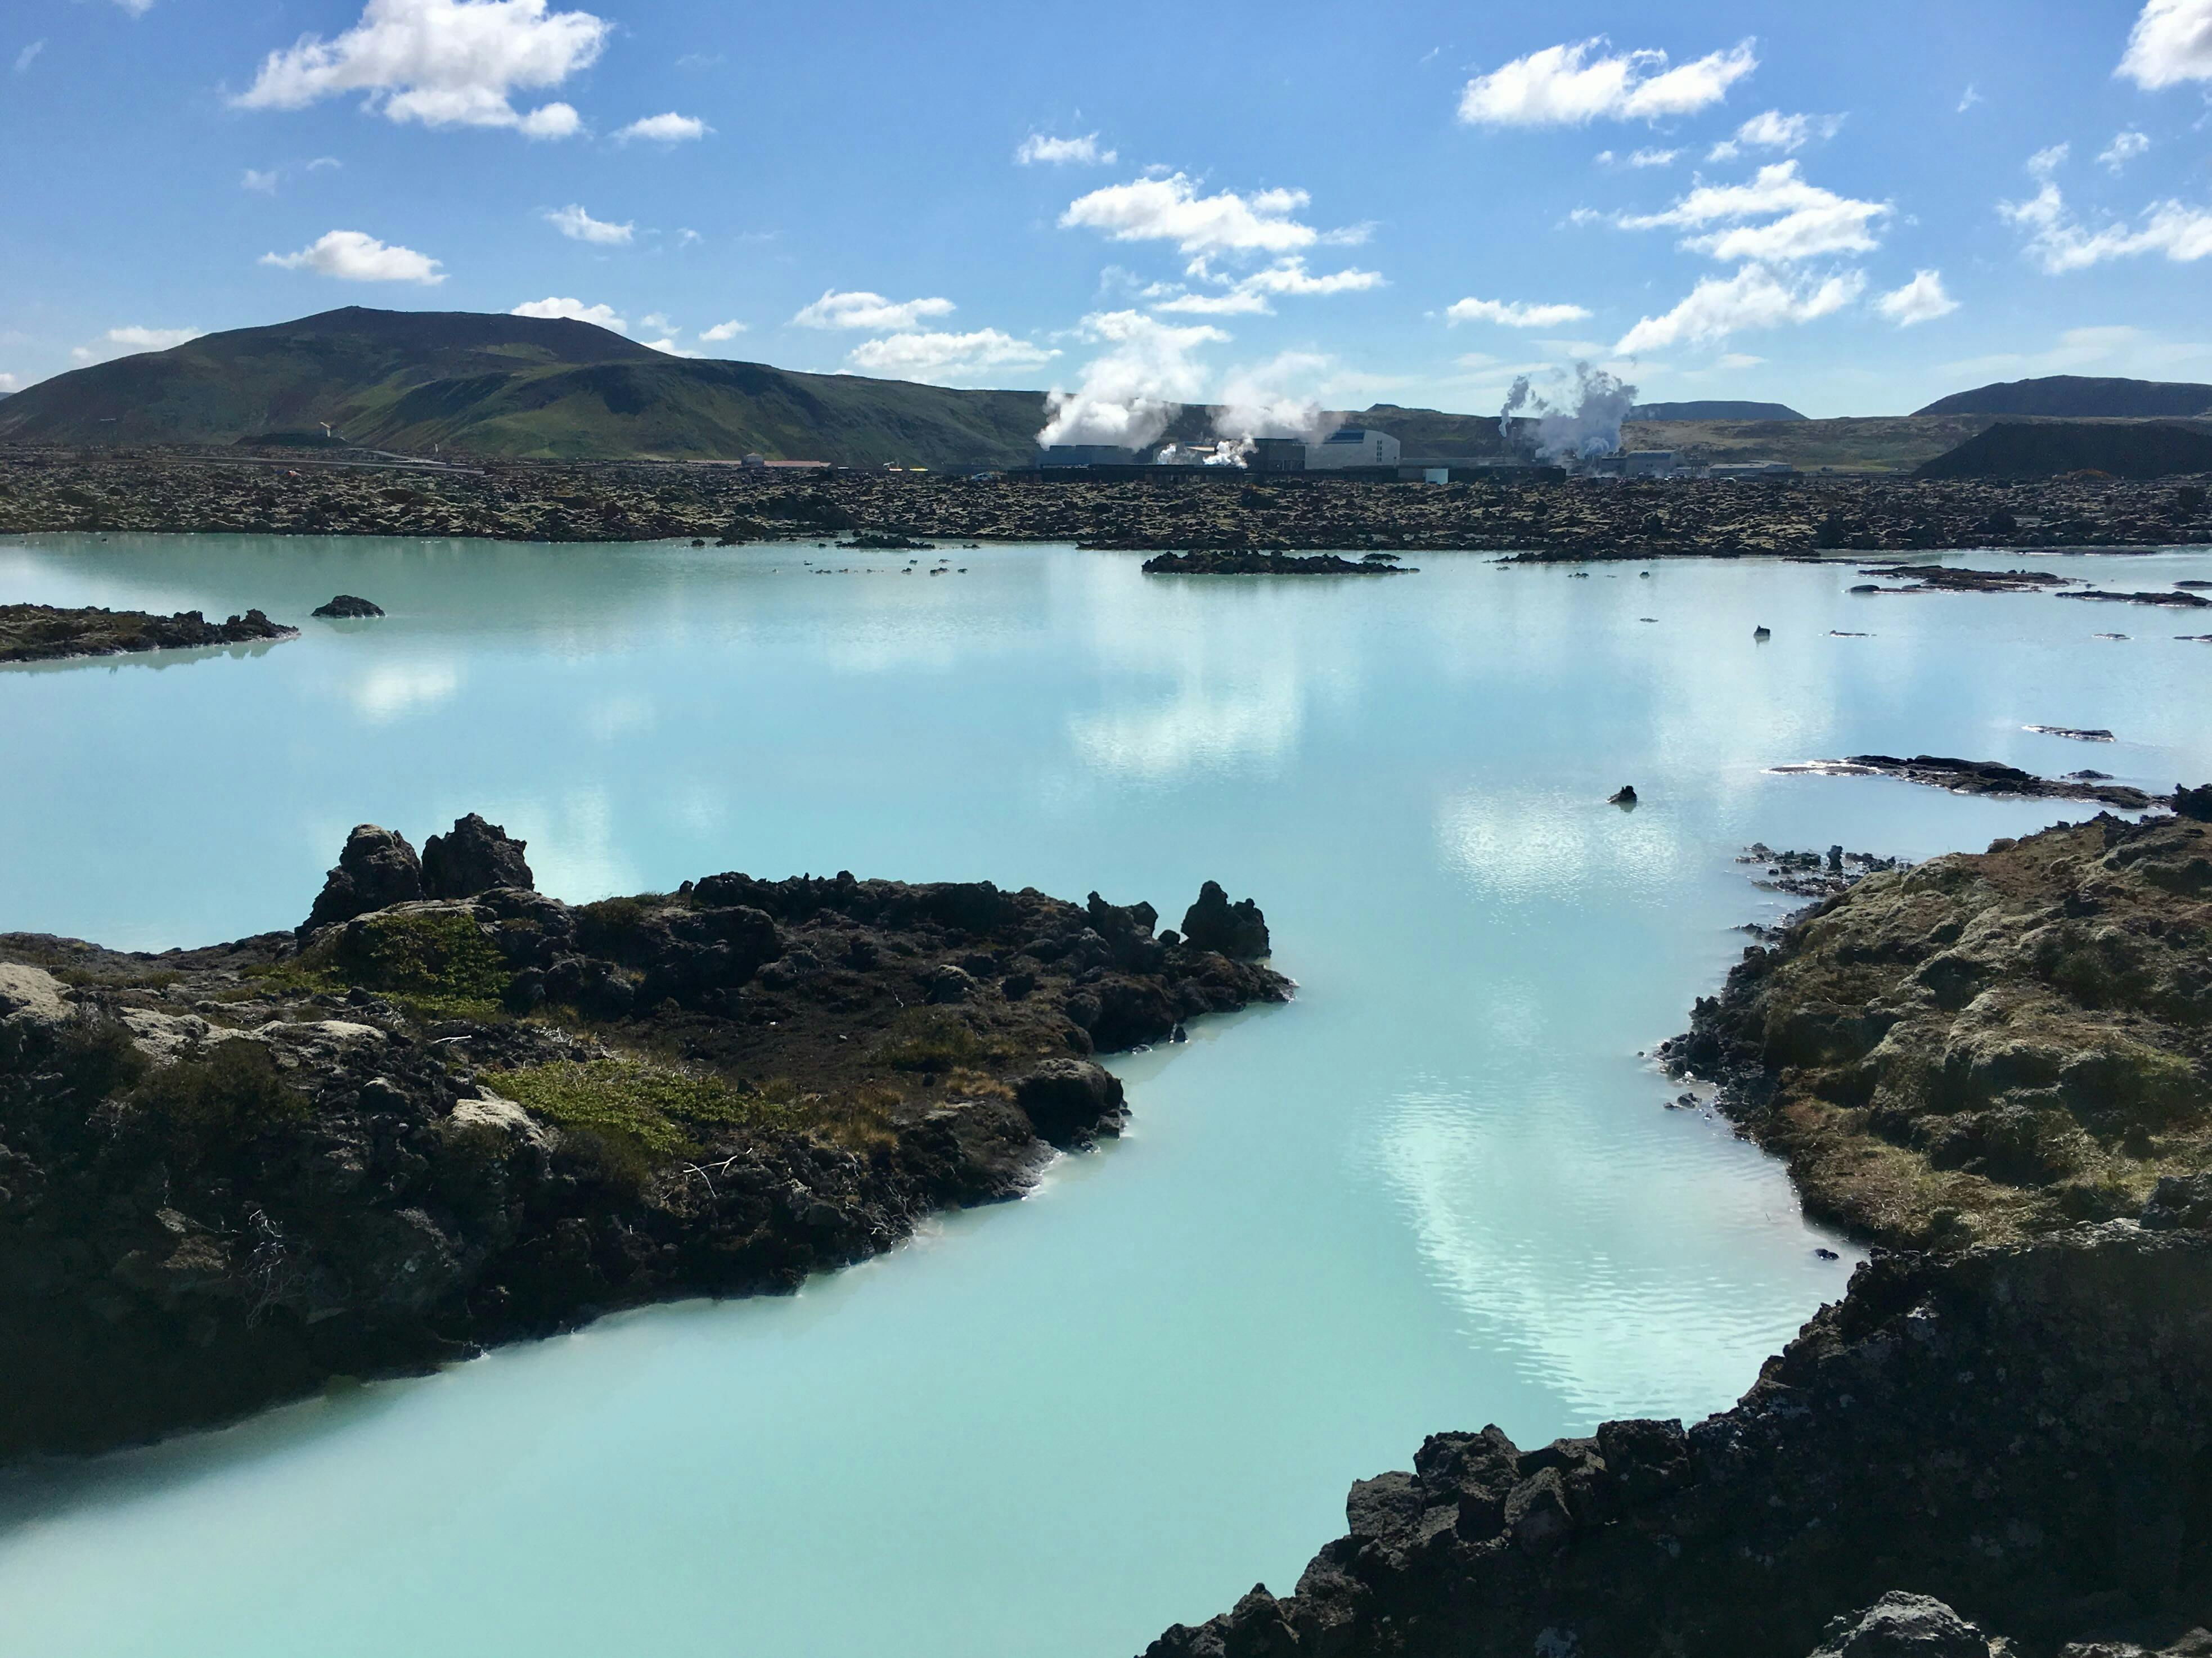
[1042,444,1143,467]
[1303,428,1402,470]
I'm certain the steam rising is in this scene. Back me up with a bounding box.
[1498,363,1639,463]
[1038,311,1226,449]
[1209,351,1342,447]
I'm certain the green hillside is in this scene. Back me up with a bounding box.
[0,308,1055,468]
[1917,375,2212,418]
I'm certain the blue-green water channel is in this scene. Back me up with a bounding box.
[2,533,2209,1656]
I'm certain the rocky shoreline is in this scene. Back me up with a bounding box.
[2,450,2207,559]
[0,602,296,664]
[1145,799,2212,1657]
[1772,755,2167,811]
[0,817,1289,1462]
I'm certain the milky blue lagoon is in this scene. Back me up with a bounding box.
[3,533,2210,1657]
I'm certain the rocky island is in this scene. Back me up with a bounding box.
[0,602,295,664]
[1147,796,2212,1658]
[0,817,1288,1462]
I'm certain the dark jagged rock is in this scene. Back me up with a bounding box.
[838,531,934,550]
[1808,1593,2002,1657]
[421,813,534,899]
[1141,551,1416,575]
[299,824,424,933]
[2179,785,2212,822]
[1180,882,1271,960]
[1145,1225,2212,1658]
[2058,589,2212,609]
[1859,564,2079,594]
[311,594,385,618]
[0,823,1290,1462]
[0,602,297,664]
[1609,785,1639,807]
[1772,755,2162,810]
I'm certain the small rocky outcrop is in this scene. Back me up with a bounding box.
[421,813,534,899]
[0,603,298,664]
[311,594,385,618]
[1141,551,1415,575]
[1145,1226,2212,1658]
[1808,1593,2004,1657]
[299,824,424,933]
[1180,881,1271,959]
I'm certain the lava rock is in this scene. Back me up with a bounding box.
[1180,881,1271,959]
[1012,1058,1127,1146]
[301,825,425,933]
[421,814,534,899]
[312,594,385,619]
[1808,1593,1999,1657]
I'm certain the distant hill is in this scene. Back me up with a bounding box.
[0,307,1055,468]
[1917,376,2212,419]
[1628,400,1805,422]
[1916,420,2212,480]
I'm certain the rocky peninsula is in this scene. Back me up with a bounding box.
[0,818,1288,1462]
[0,602,295,664]
[2,449,2207,560]
[1147,799,2212,1657]
[1773,755,2168,810]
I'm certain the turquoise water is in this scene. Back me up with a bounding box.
[2,533,2209,1657]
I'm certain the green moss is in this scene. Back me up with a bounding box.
[874,1008,1007,1074]
[336,910,514,1019]
[486,1057,797,1163]
[135,1039,308,1152]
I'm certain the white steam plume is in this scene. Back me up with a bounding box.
[1038,311,1227,448]
[1498,363,1639,463]
[1208,350,1343,449]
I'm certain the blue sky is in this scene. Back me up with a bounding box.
[3,0,2209,420]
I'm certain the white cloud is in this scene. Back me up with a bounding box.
[698,319,747,341]
[260,228,446,283]
[1038,310,1230,448]
[1059,173,1320,258]
[792,289,956,331]
[1615,264,1865,354]
[640,313,671,330]
[1017,132,1115,166]
[1707,109,1840,161]
[1627,147,1678,168]
[234,0,606,137]
[113,0,157,13]
[676,227,702,246]
[308,155,344,170]
[847,328,1058,381]
[2098,129,2152,172]
[1458,37,1757,126]
[1620,161,1891,261]
[613,111,708,143]
[2001,146,2212,271]
[509,296,626,330]
[69,326,206,365]
[0,373,19,394]
[545,202,632,244]
[642,337,700,357]
[1958,83,1983,112]
[1149,258,1384,316]
[2118,0,2212,89]
[14,39,44,73]
[1446,296,1594,328]
[1875,269,1959,325]
[1717,352,1765,369]
[242,167,279,193]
